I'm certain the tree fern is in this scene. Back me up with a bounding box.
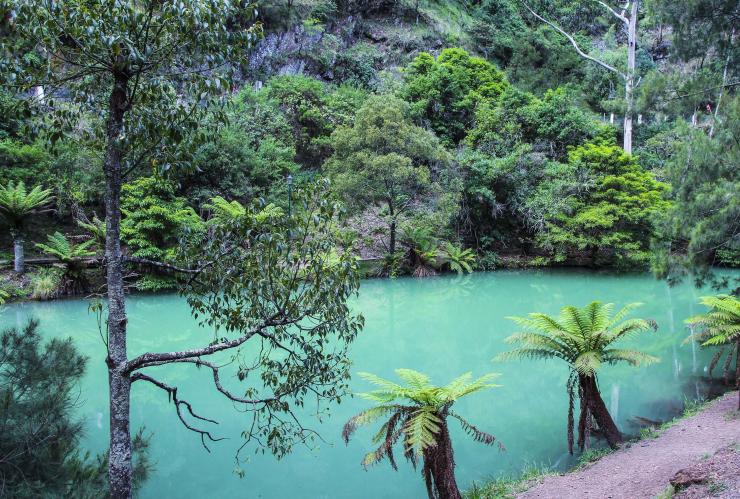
[685,295,740,408]
[344,369,501,499]
[496,301,658,453]
[0,181,53,231]
[35,232,96,262]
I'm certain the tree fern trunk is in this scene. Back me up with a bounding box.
[423,419,461,499]
[736,339,739,410]
[580,375,622,449]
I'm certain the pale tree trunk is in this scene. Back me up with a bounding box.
[522,0,640,154]
[105,74,133,499]
[709,29,733,138]
[13,236,24,274]
[623,0,638,155]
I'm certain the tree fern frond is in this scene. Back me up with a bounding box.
[606,302,644,328]
[395,369,432,390]
[449,412,504,449]
[404,408,441,455]
[342,404,402,444]
[602,349,659,366]
[574,350,602,376]
[494,348,561,362]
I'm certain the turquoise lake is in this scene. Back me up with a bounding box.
[0,269,728,498]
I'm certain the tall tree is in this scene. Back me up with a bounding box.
[0,181,53,273]
[497,301,658,453]
[5,3,362,498]
[0,319,151,497]
[343,370,502,499]
[326,95,450,255]
[522,0,641,153]
[652,97,739,290]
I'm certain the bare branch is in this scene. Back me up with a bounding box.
[139,358,278,406]
[123,255,199,274]
[131,372,224,451]
[521,1,626,80]
[594,0,629,24]
[124,313,306,371]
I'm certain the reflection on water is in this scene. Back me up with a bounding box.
[1,269,735,499]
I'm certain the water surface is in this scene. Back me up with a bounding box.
[1,270,725,498]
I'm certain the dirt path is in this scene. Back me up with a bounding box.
[518,392,740,499]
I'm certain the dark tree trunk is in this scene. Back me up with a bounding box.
[736,339,739,410]
[388,201,396,255]
[13,235,24,273]
[422,419,461,499]
[105,74,133,499]
[579,375,622,449]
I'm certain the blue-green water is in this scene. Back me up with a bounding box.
[0,270,726,498]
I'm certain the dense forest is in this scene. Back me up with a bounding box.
[0,1,738,498]
[0,0,737,296]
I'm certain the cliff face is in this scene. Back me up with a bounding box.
[247,3,474,87]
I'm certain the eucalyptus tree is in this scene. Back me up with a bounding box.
[686,295,740,409]
[0,181,53,273]
[497,301,658,452]
[521,0,641,153]
[343,370,502,499]
[4,3,363,498]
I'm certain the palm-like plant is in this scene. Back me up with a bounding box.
[0,181,53,273]
[35,232,96,295]
[496,301,658,453]
[402,226,441,277]
[204,196,247,224]
[686,295,740,409]
[438,243,475,274]
[343,369,502,499]
[77,214,106,249]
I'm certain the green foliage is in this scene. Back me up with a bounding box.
[401,225,441,277]
[30,267,62,300]
[0,180,53,234]
[402,48,508,145]
[0,320,150,497]
[265,75,367,167]
[35,232,96,262]
[326,95,450,252]
[0,139,49,185]
[181,180,364,460]
[439,242,475,274]
[343,369,501,467]
[537,140,670,268]
[686,295,740,348]
[652,97,739,288]
[182,126,298,206]
[77,215,106,249]
[121,177,205,263]
[497,301,659,376]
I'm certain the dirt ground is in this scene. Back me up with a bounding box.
[518,392,740,499]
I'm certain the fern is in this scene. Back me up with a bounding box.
[0,181,53,232]
[497,301,659,453]
[343,368,501,481]
[35,232,96,262]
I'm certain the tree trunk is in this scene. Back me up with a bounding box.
[736,339,739,410]
[579,375,622,449]
[623,0,638,155]
[13,236,24,274]
[423,419,461,499]
[388,201,396,254]
[105,74,133,499]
